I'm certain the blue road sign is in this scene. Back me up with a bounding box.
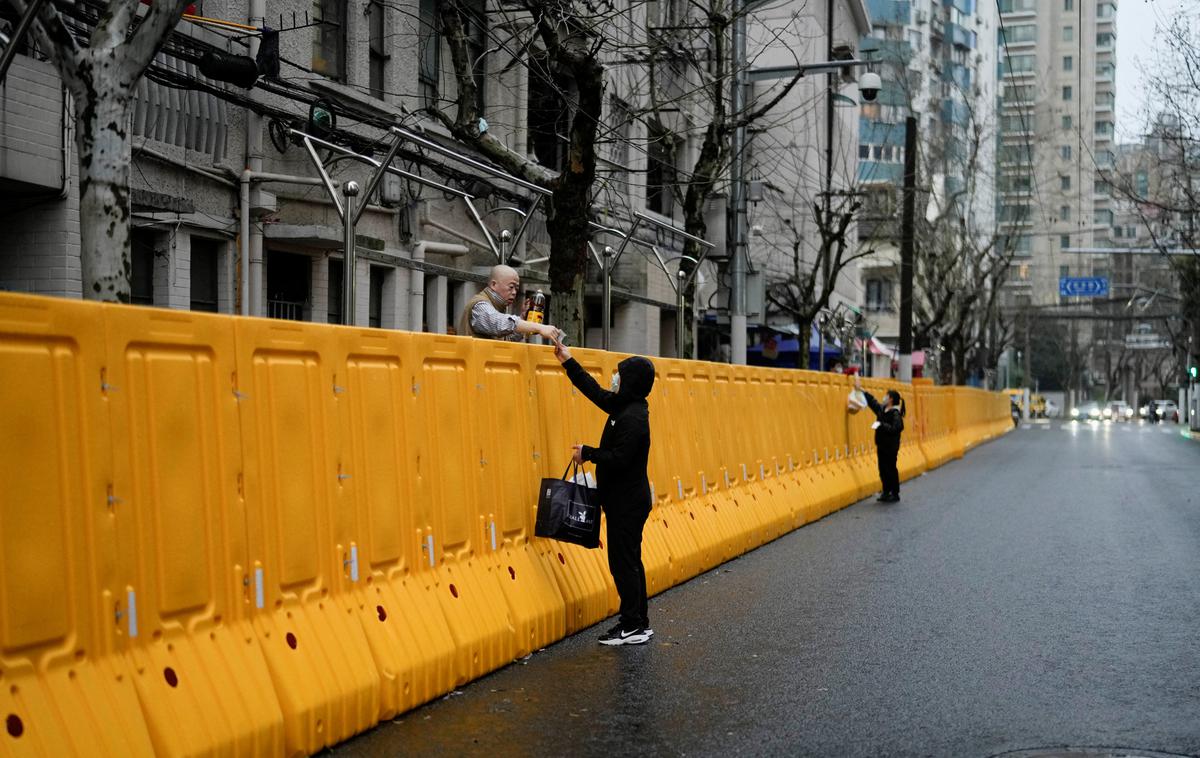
[1058,276,1110,297]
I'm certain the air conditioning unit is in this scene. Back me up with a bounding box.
[916,10,927,24]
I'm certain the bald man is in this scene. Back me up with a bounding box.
[457,265,562,342]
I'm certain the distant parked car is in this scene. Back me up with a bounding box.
[1045,400,1060,418]
[1071,402,1102,421]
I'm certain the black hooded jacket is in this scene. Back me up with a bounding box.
[563,356,655,513]
[863,390,904,451]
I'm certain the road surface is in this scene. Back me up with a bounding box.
[337,421,1200,758]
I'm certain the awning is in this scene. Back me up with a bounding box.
[859,338,926,367]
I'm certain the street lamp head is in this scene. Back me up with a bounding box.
[858,71,882,102]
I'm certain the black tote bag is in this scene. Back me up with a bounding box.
[534,462,601,549]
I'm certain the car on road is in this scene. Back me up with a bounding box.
[1106,401,1133,421]
[1155,400,1180,423]
[1070,401,1103,421]
[1140,400,1180,422]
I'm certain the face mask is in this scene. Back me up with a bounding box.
[610,371,621,392]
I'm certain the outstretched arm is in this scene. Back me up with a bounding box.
[555,340,617,414]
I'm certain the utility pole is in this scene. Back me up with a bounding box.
[727,0,750,365]
[822,0,835,285]
[898,115,917,382]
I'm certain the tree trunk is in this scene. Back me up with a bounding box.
[76,53,134,302]
[546,194,589,346]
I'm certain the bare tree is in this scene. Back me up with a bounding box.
[8,0,193,301]
[1102,7,1200,384]
[428,0,613,342]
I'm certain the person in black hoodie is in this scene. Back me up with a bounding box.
[554,338,656,646]
[854,375,905,503]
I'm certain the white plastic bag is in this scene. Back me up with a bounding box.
[570,470,597,488]
[847,389,868,415]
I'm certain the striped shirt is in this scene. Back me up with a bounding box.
[470,291,525,342]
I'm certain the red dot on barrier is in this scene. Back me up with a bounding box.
[449,584,459,598]
[6,714,22,738]
[376,605,387,622]
[286,632,297,650]
[163,667,178,688]
[558,553,565,565]
[508,566,516,580]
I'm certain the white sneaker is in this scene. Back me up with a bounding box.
[598,627,651,646]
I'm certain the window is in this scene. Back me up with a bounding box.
[312,0,347,81]
[1096,62,1114,78]
[368,1,388,99]
[1000,204,1031,222]
[1000,25,1036,44]
[1114,226,1123,238]
[609,97,633,193]
[418,0,440,107]
[866,279,893,311]
[1060,145,1072,160]
[859,144,870,160]
[328,260,343,324]
[1094,179,1110,195]
[1060,236,1070,249]
[873,145,883,160]
[646,124,677,216]
[1062,115,1072,129]
[998,0,1035,11]
[1095,120,1112,136]
[1062,56,1072,71]
[1062,85,1072,101]
[190,238,219,312]
[1061,176,1071,190]
[528,56,570,170]
[1096,32,1113,48]
[1095,210,1113,226]
[1002,54,1036,74]
[131,230,156,306]
[368,266,386,328]
[1062,26,1073,42]
[1060,206,1070,221]
[1063,0,1072,9]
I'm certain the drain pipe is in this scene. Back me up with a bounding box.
[244,0,266,315]
[410,239,468,332]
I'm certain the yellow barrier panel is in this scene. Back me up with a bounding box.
[408,336,519,684]
[0,292,1016,757]
[329,327,458,718]
[0,295,156,758]
[470,342,567,657]
[104,305,285,757]
[233,318,381,754]
[528,349,614,634]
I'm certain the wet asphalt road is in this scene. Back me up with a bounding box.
[336,422,1200,758]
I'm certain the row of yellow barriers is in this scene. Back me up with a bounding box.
[0,293,1012,757]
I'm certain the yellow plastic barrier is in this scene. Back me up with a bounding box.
[233,318,381,753]
[528,350,615,634]
[329,327,458,717]
[0,295,157,758]
[0,292,1013,756]
[104,305,286,757]
[471,341,567,658]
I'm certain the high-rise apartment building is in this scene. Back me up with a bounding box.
[854,0,1000,377]
[996,0,1118,309]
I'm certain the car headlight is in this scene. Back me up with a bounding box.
[1070,408,1079,417]
[1103,409,1112,418]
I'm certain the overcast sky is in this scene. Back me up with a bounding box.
[1115,0,1189,141]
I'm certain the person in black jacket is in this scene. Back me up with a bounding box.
[854,376,905,503]
[554,338,656,646]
